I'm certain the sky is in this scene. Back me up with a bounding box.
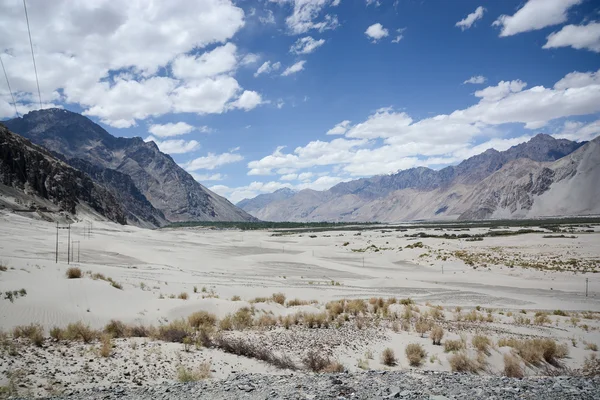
[1,0,600,203]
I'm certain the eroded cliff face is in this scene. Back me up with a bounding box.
[0,124,126,224]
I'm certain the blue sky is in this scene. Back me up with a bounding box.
[1,0,599,202]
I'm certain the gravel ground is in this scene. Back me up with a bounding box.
[32,370,600,400]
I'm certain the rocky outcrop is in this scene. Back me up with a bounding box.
[238,135,597,222]
[4,109,257,223]
[0,124,126,224]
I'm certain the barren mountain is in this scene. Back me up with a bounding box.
[239,135,598,222]
[4,109,257,224]
[0,124,126,224]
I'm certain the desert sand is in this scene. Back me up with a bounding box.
[1,211,599,396]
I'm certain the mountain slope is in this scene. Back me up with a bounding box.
[239,135,596,222]
[4,109,256,223]
[0,124,126,223]
[236,188,296,213]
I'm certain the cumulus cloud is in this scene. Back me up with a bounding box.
[365,23,388,41]
[543,22,600,53]
[182,151,244,171]
[392,28,406,43]
[272,0,340,34]
[189,172,226,182]
[229,91,264,111]
[455,6,485,31]
[290,36,326,54]
[553,119,600,141]
[327,120,351,135]
[148,122,196,138]
[493,0,581,37]
[464,75,487,85]
[246,68,600,178]
[144,136,200,154]
[259,9,276,24]
[281,60,306,76]
[254,61,281,77]
[0,0,265,125]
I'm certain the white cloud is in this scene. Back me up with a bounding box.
[183,151,244,171]
[148,122,196,138]
[241,53,260,66]
[0,1,261,125]
[254,60,281,77]
[290,36,326,54]
[246,69,600,178]
[366,0,381,6]
[144,136,200,154]
[327,120,351,135]
[229,90,264,111]
[543,22,600,53]
[189,172,226,182]
[281,60,306,76]
[553,119,600,141]
[276,99,285,109]
[464,75,487,85]
[392,28,406,43]
[365,23,388,41]
[259,9,276,24]
[493,0,581,37]
[280,173,298,181]
[171,43,238,81]
[455,6,485,31]
[273,0,340,34]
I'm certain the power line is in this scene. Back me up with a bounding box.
[23,0,42,109]
[0,55,19,117]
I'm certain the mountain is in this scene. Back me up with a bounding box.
[4,109,257,224]
[0,123,126,224]
[238,134,597,222]
[236,188,296,213]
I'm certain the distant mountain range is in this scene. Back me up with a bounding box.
[237,134,600,222]
[2,109,256,226]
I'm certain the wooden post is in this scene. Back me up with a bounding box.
[55,221,59,263]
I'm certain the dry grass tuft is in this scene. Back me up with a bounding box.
[303,350,340,372]
[99,334,113,357]
[414,317,431,337]
[178,292,189,300]
[188,311,217,329]
[256,314,277,329]
[214,335,296,370]
[472,335,491,354]
[286,298,309,307]
[582,353,600,376]
[381,348,397,366]
[272,292,286,305]
[321,361,345,373]
[503,354,523,378]
[346,299,367,315]
[65,322,98,343]
[449,352,479,373]
[430,325,444,346]
[177,361,212,382]
[104,320,127,338]
[444,339,464,353]
[585,342,598,351]
[232,307,254,330]
[231,295,242,301]
[66,267,82,279]
[534,312,552,325]
[12,324,44,347]
[405,343,426,367]
[49,326,64,341]
[157,320,191,343]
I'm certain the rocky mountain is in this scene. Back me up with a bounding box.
[237,188,296,213]
[0,123,126,224]
[4,109,257,224]
[238,134,598,222]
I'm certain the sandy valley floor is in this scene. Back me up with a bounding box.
[1,211,599,397]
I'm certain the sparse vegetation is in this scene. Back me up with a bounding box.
[214,335,296,370]
[503,354,523,378]
[272,292,286,305]
[66,267,82,279]
[405,343,426,367]
[430,325,444,345]
[472,335,491,354]
[178,292,189,300]
[98,334,113,357]
[381,348,397,366]
[177,362,212,382]
[444,339,464,353]
[12,324,44,346]
[188,311,217,329]
[449,352,479,373]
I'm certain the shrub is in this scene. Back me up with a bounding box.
[415,317,431,337]
[585,342,598,351]
[381,348,397,366]
[66,267,82,279]
[472,335,491,354]
[157,320,191,343]
[49,326,64,341]
[188,311,217,329]
[514,338,568,366]
[534,312,551,325]
[177,362,212,382]
[272,293,286,305]
[346,299,367,315]
[399,298,414,306]
[449,352,478,373]
[405,343,426,366]
[13,324,44,346]
[322,361,345,373]
[326,301,345,317]
[582,353,600,376]
[107,278,123,290]
[286,298,309,307]
[303,350,333,372]
[99,334,113,357]
[178,292,189,300]
[214,335,296,370]
[232,307,253,330]
[503,354,523,378]
[231,295,241,301]
[497,337,519,348]
[127,324,151,337]
[193,286,198,293]
[304,312,328,328]
[444,339,464,353]
[430,325,444,345]
[219,315,234,331]
[104,320,127,338]
[250,297,269,303]
[256,314,277,328]
[553,310,568,316]
[65,322,98,343]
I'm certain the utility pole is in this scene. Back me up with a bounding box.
[67,223,71,264]
[55,221,59,263]
[77,241,80,263]
[586,278,589,297]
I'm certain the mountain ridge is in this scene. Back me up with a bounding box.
[238,134,597,222]
[4,109,257,224]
